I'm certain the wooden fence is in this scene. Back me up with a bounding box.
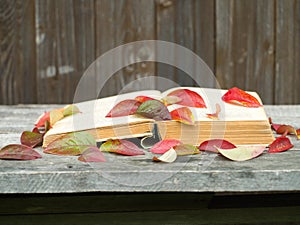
[0,0,299,104]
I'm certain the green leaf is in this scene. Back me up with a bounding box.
[100,139,145,156]
[63,104,80,117]
[78,146,106,162]
[44,132,96,156]
[216,145,266,161]
[0,144,42,160]
[174,144,200,156]
[136,100,171,121]
[20,131,44,148]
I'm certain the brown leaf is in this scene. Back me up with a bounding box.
[174,144,200,156]
[106,100,141,117]
[150,139,182,154]
[222,87,262,107]
[78,147,106,162]
[0,144,42,160]
[20,131,44,148]
[268,135,294,153]
[153,148,177,163]
[136,100,171,121]
[199,139,236,153]
[216,145,266,161]
[100,139,145,156]
[170,107,195,125]
[167,89,206,108]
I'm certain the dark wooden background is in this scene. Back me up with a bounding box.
[0,0,299,105]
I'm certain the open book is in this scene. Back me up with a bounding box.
[43,87,275,147]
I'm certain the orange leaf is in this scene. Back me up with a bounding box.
[222,87,262,107]
[106,100,141,118]
[135,96,155,103]
[170,107,195,125]
[150,139,182,154]
[206,103,221,120]
[167,89,206,108]
[34,111,50,128]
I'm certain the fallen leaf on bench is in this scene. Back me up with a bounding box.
[136,99,171,121]
[166,89,206,108]
[216,145,266,161]
[78,146,106,162]
[44,132,96,156]
[150,139,182,154]
[199,139,236,153]
[21,131,44,148]
[222,87,262,108]
[268,134,294,153]
[271,123,296,135]
[170,107,195,125]
[153,148,177,163]
[174,144,200,156]
[106,99,141,117]
[100,139,145,156]
[0,144,42,160]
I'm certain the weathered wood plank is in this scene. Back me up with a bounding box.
[275,0,300,104]
[216,0,275,104]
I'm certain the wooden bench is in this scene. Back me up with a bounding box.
[0,105,300,225]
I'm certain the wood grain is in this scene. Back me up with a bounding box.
[275,0,300,104]
[216,0,275,104]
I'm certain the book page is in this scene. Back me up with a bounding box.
[46,90,161,136]
[162,87,268,121]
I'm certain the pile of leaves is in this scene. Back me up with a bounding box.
[0,87,298,163]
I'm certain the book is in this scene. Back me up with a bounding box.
[42,87,275,147]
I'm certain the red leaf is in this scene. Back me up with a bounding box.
[170,107,195,125]
[0,144,42,160]
[206,103,221,120]
[100,139,145,156]
[268,135,294,153]
[150,139,182,154]
[167,89,206,108]
[222,87,262,108]
[136,100,171,121]
[78,147,106,162]
[271,124,296,135]
[199,139,237,153]
[20,131,44,148]
[135,96,156,103]
[34,111,50,128]
[106,100,141,117]
[297,129,300,139]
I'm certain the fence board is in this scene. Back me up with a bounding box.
[216,0,275,104]
[275,0,300,104]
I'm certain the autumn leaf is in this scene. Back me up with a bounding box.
[78,146,106,162]
[44,132,96,156]
[297,129,300,139]
[268,135,294,153]
[150,139,182,154]
[161,95,182,105]
[153,148,177,163]
[136,100,171,121]
[222,87,262,107]
[271,123,296,135]
[106,99,141,117]
[198,139,236,153]
[100,139,145,156]
[174,144,200,156]
[50,109,64,126]
[135,96,156,103]
[216,145,266,161]
[206,103,221,120]
[20,131,44,148]
[34,111,50,128]
[167,89,206,108]
[170,107,195,125]
[63,104,80,117]
[0,144,42,160]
